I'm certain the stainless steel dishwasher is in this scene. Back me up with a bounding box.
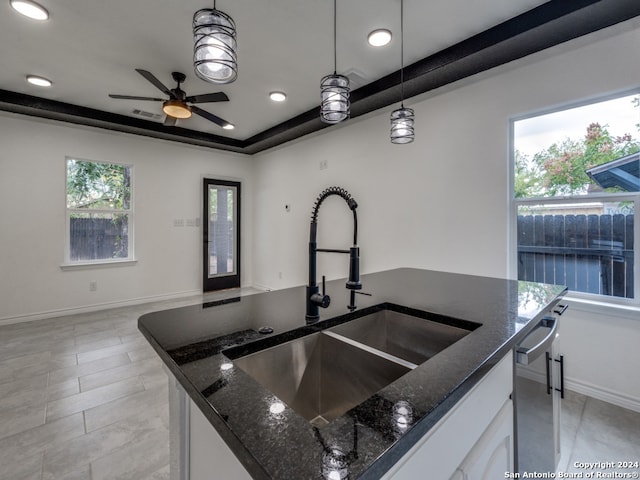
[514,304,567,474]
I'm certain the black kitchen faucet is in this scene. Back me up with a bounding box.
[306,186,362,322]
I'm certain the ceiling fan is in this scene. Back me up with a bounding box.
[109,69,233,129]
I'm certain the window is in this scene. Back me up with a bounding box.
[65,158,133,264]
[512,92,639,304]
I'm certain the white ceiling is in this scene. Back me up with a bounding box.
[0,0,549,141]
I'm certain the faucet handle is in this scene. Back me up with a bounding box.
[310,276,331,308]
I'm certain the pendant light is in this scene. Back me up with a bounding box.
[320,0,350,124]
[193,1,238,85]
[390,0,414,144]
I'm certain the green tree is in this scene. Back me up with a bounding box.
[514,149,543,198]
[518,122,639,197]
[67,160,130,209]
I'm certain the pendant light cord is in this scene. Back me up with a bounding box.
[400,0,405,108]
[333,0,337,74]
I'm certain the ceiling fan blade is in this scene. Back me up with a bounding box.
[191,105,231,128]
[135,69,172,96]
[185,92,229,104]
[109,94,164,101]
[163,116,177,127]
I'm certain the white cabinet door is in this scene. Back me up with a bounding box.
[383,352,513,480]
[450,399,514,480]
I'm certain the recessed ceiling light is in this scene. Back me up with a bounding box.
[26,75,52,87]
[223,123,235,130]
[367,29,392,47]
[269,91,287,102]
[10,0,49,20]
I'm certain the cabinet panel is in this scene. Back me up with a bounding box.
[189,398,252,480]
[452,399,513,480]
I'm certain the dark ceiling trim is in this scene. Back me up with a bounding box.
[0,90,247,153]
[1,0,638,155]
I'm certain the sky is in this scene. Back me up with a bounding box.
[514,93,640,159]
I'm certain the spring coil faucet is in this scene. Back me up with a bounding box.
[306,187,362,321]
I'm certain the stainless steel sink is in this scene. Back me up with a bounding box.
[232,331,410,426]
[328,309,472,365]
[231,306,476,427]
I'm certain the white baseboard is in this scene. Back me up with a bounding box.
[518,368,640,413]
[0,289,202,326]
[565,378,640,413]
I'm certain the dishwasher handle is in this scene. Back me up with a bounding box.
[516,316,558,365]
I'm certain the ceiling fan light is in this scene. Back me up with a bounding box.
[10,0,49,20]
[367,29,392,47]
[320,74,350,124]
[162,100,192,119]
[390,107,415,144]
[193,8,238,85]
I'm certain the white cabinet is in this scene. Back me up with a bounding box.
[450,399,514,480]
[189,397,252,480]
[382,352,514,480]
[166,371,251,480]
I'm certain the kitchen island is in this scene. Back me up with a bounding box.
[138,268,566,479]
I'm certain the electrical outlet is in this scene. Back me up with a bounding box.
[319,159,328,170]
[89,281,97,292]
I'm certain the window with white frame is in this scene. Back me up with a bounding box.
[512,92,639,304]
[65,158,133,264]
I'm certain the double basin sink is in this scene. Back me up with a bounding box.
[228,305,479,427]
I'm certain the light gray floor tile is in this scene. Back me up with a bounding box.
[90,429,170,480]
[140,368,170,390]
[14,353,78,379]
[48,352,131,385]
[46,377,81,402]
[42,464,91,480]
[140,463,170,480]
[0,451,43,480]
[46,376,145,422]
[0,364,14,385]
[84,384,168,433]
[0,412,84,467]
[70,334,123,354]
[76,337,147,364]
[127,343,161,363]
[79,356,162,392]
[579,397,640,448]
[42,415,167,479]
[0,373,48,401]
[0,403,46,441]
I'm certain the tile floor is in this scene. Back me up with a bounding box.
[1,290,638,479]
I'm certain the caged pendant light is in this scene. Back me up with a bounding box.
[390,0,415,144]
[320,0,350,124]
[193,1,238,85]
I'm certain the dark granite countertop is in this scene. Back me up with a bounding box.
[138,268,566,479]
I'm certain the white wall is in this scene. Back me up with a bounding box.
[252,20,640,409]
[0,115,254,322]
[252,20,640,290]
